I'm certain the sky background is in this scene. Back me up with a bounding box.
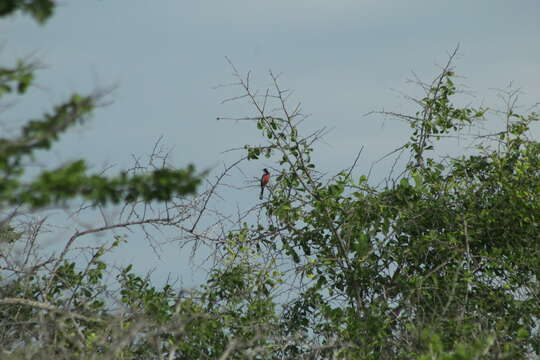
[1,0,539,287]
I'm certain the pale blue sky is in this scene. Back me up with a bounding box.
[2,1,539,286]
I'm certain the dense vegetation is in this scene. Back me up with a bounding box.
[1,1,539,359]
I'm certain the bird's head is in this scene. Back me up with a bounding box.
[263,168,269,174]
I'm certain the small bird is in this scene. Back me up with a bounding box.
[260,168,270,200]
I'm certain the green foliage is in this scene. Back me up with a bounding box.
[13,161,201,208]
[416,330,495,360]
[0,224,22,244]
[0,65,201,211]
[238,66,540,358]
[0,0,55,24]
[0,59,35,96]
[0,3,210,357]
[2,55,538,357]
[2,3,539,357]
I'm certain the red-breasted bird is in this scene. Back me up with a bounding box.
[260,168,270,200]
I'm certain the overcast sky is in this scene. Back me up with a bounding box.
[2,1,539,286]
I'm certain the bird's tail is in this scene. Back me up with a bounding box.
[260,186,264,200]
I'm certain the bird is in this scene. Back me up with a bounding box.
[260,168,270,200]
